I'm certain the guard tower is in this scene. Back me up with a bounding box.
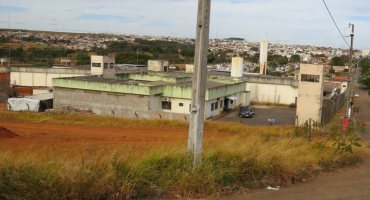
[259,40,268,75]
[296,64,324,126]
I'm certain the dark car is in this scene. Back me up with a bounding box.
[238,106,255,118]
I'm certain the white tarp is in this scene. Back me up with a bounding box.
[7,93,53,112]
[227,96,237,100]
[8,98,40,112]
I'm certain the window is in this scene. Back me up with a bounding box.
[104,63,108,69]
[110,63,114,69]
[215,102,218,110]
[179,103,184,107]
[220,100,223,108]
[301,74,320,83]
[211,103,214,111]
[92,63,101,68]
[162,101,172,110]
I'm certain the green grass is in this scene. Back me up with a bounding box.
[0,111,368,199]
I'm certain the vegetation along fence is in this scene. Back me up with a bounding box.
[321,93,346,124]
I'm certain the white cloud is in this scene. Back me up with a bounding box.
[0,0,369,49]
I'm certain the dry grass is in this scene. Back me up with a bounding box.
[0,111,367,199]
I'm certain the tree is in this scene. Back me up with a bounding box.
[253,67,260,73]
[276,57,288,65]
[290,54,300,63]
[331,56,347,66]
[207,53,216,63]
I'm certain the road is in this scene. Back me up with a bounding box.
[354,85,370,140]
[222,85,370,200]
[215,105,296,126]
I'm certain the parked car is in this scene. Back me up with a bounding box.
[238,106,255,118]
[354,92,360,98]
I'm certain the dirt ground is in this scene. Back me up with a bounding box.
[0,119,232,150]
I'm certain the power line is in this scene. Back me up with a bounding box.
[322,0,350,48]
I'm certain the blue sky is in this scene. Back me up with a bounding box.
[0,0,369,50]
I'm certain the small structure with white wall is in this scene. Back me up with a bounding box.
[0,58,10,67]
[61,58,72,66]
[296,64,325,126]
[91,55,115,77]
[231,57,243,78]
[259,40,268,75]
[185,64,194,73]
[8,93,53,112]
[148,60,169,72]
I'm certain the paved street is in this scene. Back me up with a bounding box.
[215,105,296,126]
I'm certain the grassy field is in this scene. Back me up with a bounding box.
[0,111,367,199]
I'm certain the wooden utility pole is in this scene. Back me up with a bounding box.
[188,0,211,166]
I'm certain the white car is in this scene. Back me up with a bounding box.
[354,92,360,98]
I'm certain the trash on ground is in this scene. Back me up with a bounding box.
[266,186,280,190]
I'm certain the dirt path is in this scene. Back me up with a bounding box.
[224,160,370,200]
[223,86,370,200]
[0,119,233,151]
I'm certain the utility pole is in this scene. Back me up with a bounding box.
[188,0,211,166]
[343,23,354,135]
[345,23,354,118]
[8,14,11,66]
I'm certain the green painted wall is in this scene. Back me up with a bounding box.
[53,78,163,95]
[115,73,192,84]
[206,82,246,100]
[53,73,246,100]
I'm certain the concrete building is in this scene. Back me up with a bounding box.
[362,50,370,57]
[185,64,194,73]
[0,67,10,102]
[148,60,169,72]
[296,64,325,126]
[10,67,90,87]
[61,58,72,66]
[91,55,115,76]
[53,71,247,120]
[0,58,10,67]
[231,57,243,78]
[259,40,268,75]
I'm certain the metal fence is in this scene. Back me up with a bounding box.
[321,93,346,124]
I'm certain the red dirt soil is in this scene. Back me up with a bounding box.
[0,119,233,150]
[0,126,19,138]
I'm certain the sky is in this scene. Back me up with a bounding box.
[0,0,369,50]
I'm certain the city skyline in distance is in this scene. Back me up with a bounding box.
[0,0,369,50]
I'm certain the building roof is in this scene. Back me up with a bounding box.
[63,75,230,89]
[25,93,53,101]
[66,76,149,86]
[171,80,226,89]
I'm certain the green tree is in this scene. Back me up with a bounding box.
[276,57,288,65]
[207,53,216,63]
[290,54,300,63]
[332,56,347,66]
[253,67,260,73]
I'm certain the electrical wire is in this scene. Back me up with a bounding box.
[322,0,350,48]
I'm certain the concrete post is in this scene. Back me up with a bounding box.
[345,24,354,118]
[188,0,211,166]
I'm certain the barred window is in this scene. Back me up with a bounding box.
[92,63,101,68]
[301,74,320,83]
